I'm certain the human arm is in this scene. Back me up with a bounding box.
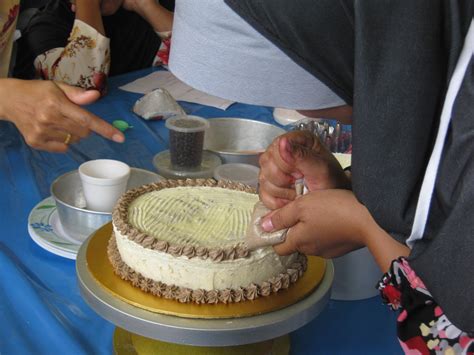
[260,189,410,271]
[297,104,353,125]
[258,130,350,209]
[74,0,105,35]
[0,79,124,153]
[122,0,173,35]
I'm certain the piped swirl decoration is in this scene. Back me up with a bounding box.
[108,235,307,304]
[112,179,258,262]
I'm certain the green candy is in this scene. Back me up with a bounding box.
[113,120,133,132]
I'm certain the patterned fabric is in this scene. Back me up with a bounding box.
[34,19,110,93]
[378,258,474,354]
[33,19,171,94]
[0,0,19,78]
[154,36,171,66]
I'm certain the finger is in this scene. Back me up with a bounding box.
[279,136,296,166]
[259,157,295,188]
[273,222,318,255]
[46,130,81,145]
[59,100,124,143]
[260,201,299,232]
[259,178,296,202]
[56,82,100,105]
[37,140,70,153]
[286,130,323,160]
[273,238,297,255]
[50,118,91,139]
[259,188,292,210]
[273,233,298,255]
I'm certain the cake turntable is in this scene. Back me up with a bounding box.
[77,223,334,353]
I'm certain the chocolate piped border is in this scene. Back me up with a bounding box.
[108,234,307,304]
[112,178,259,261]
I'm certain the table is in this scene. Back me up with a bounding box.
[0,68,401,354]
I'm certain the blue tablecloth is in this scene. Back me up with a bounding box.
[0,68,401,354]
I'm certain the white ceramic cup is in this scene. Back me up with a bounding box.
[78,159,131,212]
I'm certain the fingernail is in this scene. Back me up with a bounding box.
[112,134,125,143]
[261,218,274,232]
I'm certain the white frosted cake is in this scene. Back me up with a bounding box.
[108,179,306,304]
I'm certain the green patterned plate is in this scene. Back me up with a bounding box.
[28,197,80,260]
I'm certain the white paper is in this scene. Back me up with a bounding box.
[119,71,234,110]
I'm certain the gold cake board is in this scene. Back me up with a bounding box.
[87,222,326,319]
[113,327,290,355]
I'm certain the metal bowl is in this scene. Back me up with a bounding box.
[51,168,162,243]
[203,118,286,166]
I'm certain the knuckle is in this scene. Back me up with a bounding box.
[37,112,52,124]
[293,198,305,214]
[80,129,91,138]
[43,96,58,111]
[280,187,295,201]
[272,211,284,228]
[26,135,42,149]
[260,192,278,210]
[259,152,268,167]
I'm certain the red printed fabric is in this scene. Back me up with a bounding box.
[0,1,19,77]
[378,258,474,354]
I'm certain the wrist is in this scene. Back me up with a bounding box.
[134,1,157,19]
[356,204,379,247]
[76,0,101,8]
[0,79,17,121]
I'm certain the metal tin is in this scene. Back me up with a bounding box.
[203,118,285,166]
[50,168,162,243]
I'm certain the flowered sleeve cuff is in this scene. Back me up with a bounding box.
[156,30,171,39]
[34,19,110,94]
[153,35,171,66]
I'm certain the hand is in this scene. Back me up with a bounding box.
[261,189,373,258]
[258,130,350,209]
[0,79,124,153]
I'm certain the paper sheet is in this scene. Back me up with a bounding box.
[119,71,234,110]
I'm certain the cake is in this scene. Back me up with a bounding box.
[108,179,307,304]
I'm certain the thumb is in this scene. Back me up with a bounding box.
[56,82,100,105]
[287,130,323,160]
[261,202,299,232]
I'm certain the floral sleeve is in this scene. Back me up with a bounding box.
[153,31,171,67]
[378,257,474,354]
[34,19,110,94]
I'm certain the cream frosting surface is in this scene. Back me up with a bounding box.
[127,186,259,248]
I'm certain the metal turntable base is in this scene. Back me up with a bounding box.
[77,232,334,347]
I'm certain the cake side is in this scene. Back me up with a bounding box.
[108,235,307,304]
[114,223,300,290]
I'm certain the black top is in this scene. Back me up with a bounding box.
[225,0,474,333]
[14,0,163,79]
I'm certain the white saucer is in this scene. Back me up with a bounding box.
[28,197,82,260]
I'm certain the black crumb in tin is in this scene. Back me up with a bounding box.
[166,116,209,168]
